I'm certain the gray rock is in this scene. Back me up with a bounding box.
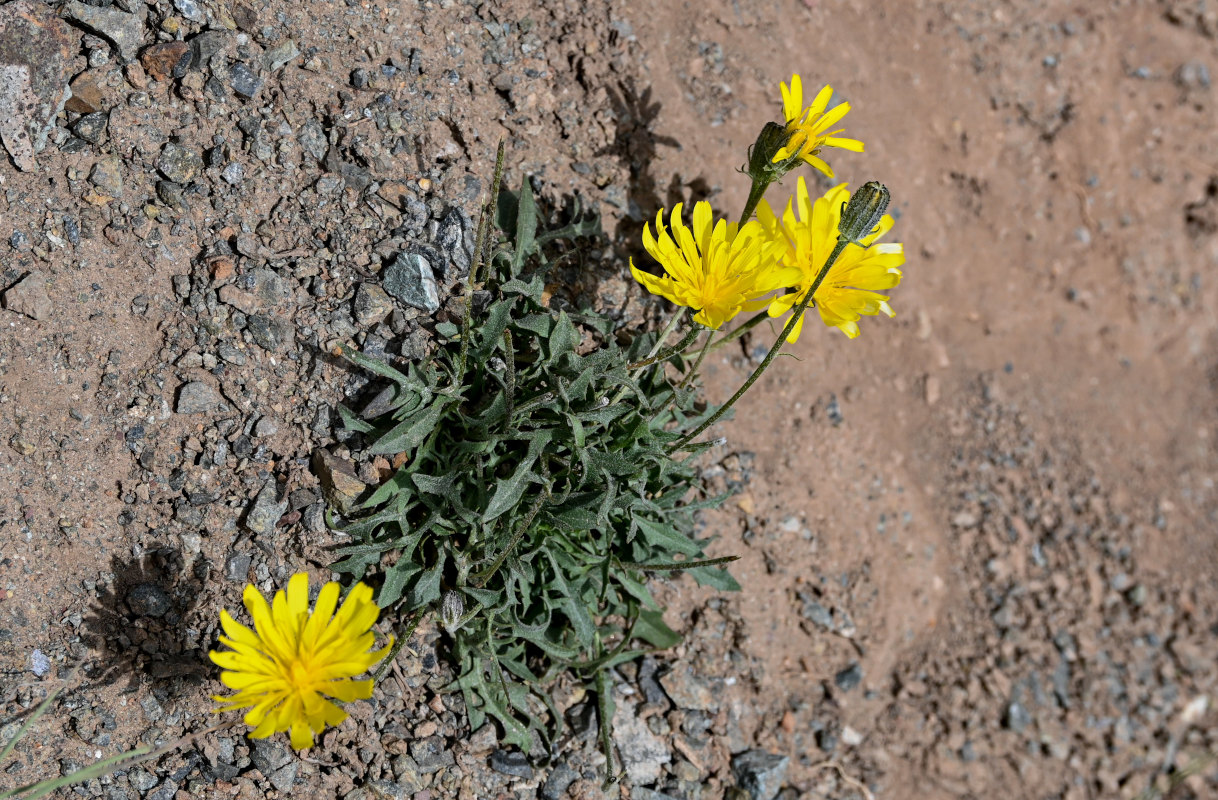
[660,663,719,712]
[128,770,158,792]
[89,156,123,196]
[251,739,296,792]
[220,162,244,185]
[364,780,407,800]
[175,381,220,414]
[157,142,203,184]
[64,2,145,62]
[30,649,50,677]
[0,1,76,171]
[834,661,863,692]
[613,698,670,785]
[126,583,171,618]
[254,417,279,437]
[489,749,532,779]
[229,62,262,98]
[1005,700,1033,733]
[436,206,470,277]
[190,30,229,70]
[263,40,299,72]
[246,313,294,352]
[409,736,455,774]
[72,112,107,144]
[2,271,51,320]
[173,0,204,23]
[732,750,789,800]
[382,250,440,313]
[245,481,287,534]
[353,283,393,326]
[156,180,187,212]
[297,119,328,162]
[540,761,578,800]
[224,552,252,582]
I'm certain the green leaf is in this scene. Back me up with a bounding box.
[548,311,577,362]
[633,608,682,649]
[379,559,422,607]
[634,516,702,556]
[546,551,595,646]
[368,401,445,455]
[434,321,461,340]
[482,464,538,523]
[406,561,444,607]
[512,178,538,273]
[688,565,742,591]
[343,348,411,386]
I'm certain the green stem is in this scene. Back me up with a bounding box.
[738,177,772,226]
[708,309,770,353]
[458,140,507,381]
[373,611,423,682]
[626,324,701,370]
[672,237,850,452]
[678,329,713,391]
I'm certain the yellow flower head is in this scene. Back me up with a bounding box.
[757,177,904,341]
[774,75,864,178]
[210,573,392,749]
[630,201,797,329]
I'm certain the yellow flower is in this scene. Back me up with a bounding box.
[630,201,797,329]
[774,75,864,178]
[210,573,392,749]
[757,177,904,340]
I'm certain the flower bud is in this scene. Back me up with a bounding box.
[837,181,890,246]
[440,591,464,632]
[746,121,803,183]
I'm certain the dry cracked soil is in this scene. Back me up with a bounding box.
[0,0,1217,799]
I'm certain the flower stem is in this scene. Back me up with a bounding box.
[708,309,770,353]
[626,324,702,370]
[672,237,850,452]
[738,177,772,226]
[678,329,713,390]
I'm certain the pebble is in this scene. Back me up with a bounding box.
[731,750,789,800]
[64,1,145,62]
[173,0,205,23]
[221,162,245,185]
[2,271,52,320]
[157,142,203,184]
[436,207,469,278]
[382,250,441,313]
[72,112,108,144]
[539,761,578,800]
[409,736,455,774]
[66,69,109,114]
[834,662,863,692]
[246,313,294,352]
[229,62,263,98]
[613,699,670,785]
[354,283,393,326]
[88,155,124,197]
[488,750,533,779]
[30,649,50,676]
[140,41,192,82]
[245,481,286,534]
[659,663,719,712]
[297,119,328,162]
[224,552,252,582]
[263,39,300,72]
[126,582,171,617]
[176,381,221,414]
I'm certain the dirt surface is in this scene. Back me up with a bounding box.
[1,0,1216,799]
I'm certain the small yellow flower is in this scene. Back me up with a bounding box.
[774,75,864,178]
[757,177,904,340]
[210,573,392,749]
[630,201,797,329]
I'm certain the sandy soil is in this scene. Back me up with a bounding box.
[0,0,1215,798]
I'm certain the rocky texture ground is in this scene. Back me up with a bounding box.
[1,0,1217,799]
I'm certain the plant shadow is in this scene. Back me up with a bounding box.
[80,549,210,691]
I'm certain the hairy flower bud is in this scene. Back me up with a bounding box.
[746,121,803,184]
[441,591,464,632]
[837,181,890,246]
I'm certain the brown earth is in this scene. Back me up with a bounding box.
[0,0,1216,799]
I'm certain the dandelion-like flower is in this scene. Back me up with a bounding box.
[758,177,904,340]
[774,75,864,178]
[210,573,392,749]
[630,201,797,329]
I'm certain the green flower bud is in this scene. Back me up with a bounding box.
[837,181,890,246]
[441,590,464,632]
[746,121,804,184]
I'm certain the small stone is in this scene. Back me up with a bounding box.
[220,162,244,184]
[156,180,187,212]
[1005,700,1033,733]
[88,155,124,197]
[224,552,252,582]
[253,417,279,437]
[71,112,108,144]
[173,0,205,23]
[489,750,533,779]
[834,662,863,692]
[176,381,221,414]
[251,739,297,792]
[313,449,366,512]
[409,736,455,774]
[1177,61,1212,90]
[613,699,670,785]
[0,1,76,171]
[436,206,469,277]
[157,142,203,184]
[229,62,263,98]
[262,39,299,72]
[245,482,287,535]
[30,649,50,677]
[365,780,407,800]
[246,313,294,352]
[65,69,110,114]
[353,283,393,326]
[382,250,441,313]
[140,42,192,82]
[731,750,790,800]
[297,119,328,162]
[126,583,171,618]
[64,1,146,63]
[540,762,578,800]
[659,663,719,712]
[2,271,52,320]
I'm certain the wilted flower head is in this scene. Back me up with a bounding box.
[757,177,904,340]
[630,201,797,329]
[773,75,864,178]
[210,573,392,749]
